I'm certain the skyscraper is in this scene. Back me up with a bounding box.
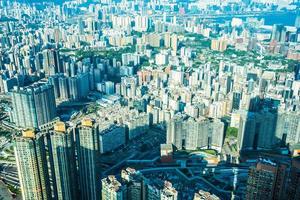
[76,118,100,200]
[11,82,57,128]
[14,129,51,200]
[49,122,78,200]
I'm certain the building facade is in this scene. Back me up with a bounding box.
[76,118,100,200]
[11,82,56,128]
[14,129,51,200]
[49,122,78,200]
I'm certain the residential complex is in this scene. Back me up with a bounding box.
[0,0,299,199]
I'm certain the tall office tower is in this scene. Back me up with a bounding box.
[167,114,224,152]
[11,82,57,128]
[275,111,300,146]
[161,181,178,200]
[49,122,77,200]
[101,175,127,200]
[76,118,100,200]
[286,157,300,200]
[237,111,277,151]
[245,159,288,200]
[134,15,148,32]
[14,129,51,200]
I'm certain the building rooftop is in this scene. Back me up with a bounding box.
[54,121,66,133]
[22,129,35,139]
[194,190,220,200]
[102,175,123,192]
[81,117,94,127]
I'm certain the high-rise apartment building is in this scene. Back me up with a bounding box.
[76,118,100,200]
[58,76,69,100]
[98,123,125,154]
[121,168,147,200]
[271,24,284,42]
[237,110,277,151]
[275,111,300,146]
[104,167,180,200]
[245,159,288,200]
[14,129,51,200]
[134,15,148,32]
[161,181,178,200]
[101,175,127,200]
[211,39,227,52]
[49,122,78,200]
[11,82,56,128]
[167,114,224,152]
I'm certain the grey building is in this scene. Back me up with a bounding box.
[275,111,300,146]
[237,110,278,151]
[49,122,78,200]
[76,118,100,200]
[99,124,126,154]
[167,114,224,152]
[58,76,69,100]
[68,77,79,101]
[11,82,57,128]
